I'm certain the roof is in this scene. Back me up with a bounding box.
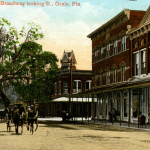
[52,97,93,102]
[139,5,150,27]
[129,5,150,35]
[61,50,76,63]
[87,9,146,38]
[87,9,130,38]
[70,75,150,97]
[57,69,92,76]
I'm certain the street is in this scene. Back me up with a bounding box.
[0,122,150,150]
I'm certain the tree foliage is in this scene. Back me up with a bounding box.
[0,18,59,106]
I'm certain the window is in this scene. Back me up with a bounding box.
[135,42,138,48]
[135,52,139,75]
[106,71,110,84]
[132,88,145,118]
[113,68,117,83]
[100,73,103,86]
[133,49,146,76]
[141,50,146,74]
[100,47,104,60]
[141,39,144,46]
[58,81,61,95]
[73,80,82,93]
[54,82,57,95]
[122,36,126,51]
[63,81,68,94]
[114,40,118,54]
[106,44,110,57]
[85,80,92,90]
[95,75,98,87]
[121,66,126,81]
[94,50,98,62]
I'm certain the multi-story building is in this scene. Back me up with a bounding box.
[53,50,92,97]
[128,6,150,123]
[86,8,150,124]
[43,50,93,117]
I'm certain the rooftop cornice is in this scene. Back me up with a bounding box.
[57,69,92,76]
[129,23,150,40]
[87,9,130,38]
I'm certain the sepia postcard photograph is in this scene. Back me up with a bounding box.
[0,0,150,149]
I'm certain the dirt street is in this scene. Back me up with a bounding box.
[0,121,150,150]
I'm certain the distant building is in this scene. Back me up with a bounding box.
[53,50,92,97]
[43,50,93,117]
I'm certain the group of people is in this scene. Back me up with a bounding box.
[5,104,38,133]
[109,108,117,123]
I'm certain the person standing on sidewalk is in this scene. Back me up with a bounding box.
[13,106,20,134]
[109,109,112,123]
[113,108,117,122]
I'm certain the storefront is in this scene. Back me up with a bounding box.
[79,76,150,126]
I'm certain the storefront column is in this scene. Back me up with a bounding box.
[96,94,100,120]
[102,93,104,124]
[120,91,122,126]
[88,95,89,123]
[128,89,131,127]
[104,93,107,124]
[91,94,95,123]
[75,96,78,121]
[112,92,114,125]
[82,95,83,122]
[138,88,140,128]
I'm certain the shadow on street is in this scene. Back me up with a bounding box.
[38,121,148,132]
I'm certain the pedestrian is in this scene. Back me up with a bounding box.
[12,106,20,133]
[62,110,66,122]
[32,104,38,131]
[109,109,112,123]
[113,108,117,122]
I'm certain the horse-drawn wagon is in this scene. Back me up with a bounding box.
[6,102,38,134]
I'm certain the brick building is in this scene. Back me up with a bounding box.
[86,8,150,124]
[128,6,150,122]
[47,50,93,117]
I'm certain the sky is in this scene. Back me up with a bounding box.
[0,0,149,70]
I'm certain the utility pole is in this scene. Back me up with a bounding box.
[69,60,72,113]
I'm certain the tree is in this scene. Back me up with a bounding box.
[0,18,59,107]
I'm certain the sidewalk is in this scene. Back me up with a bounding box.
[37,117,150,131]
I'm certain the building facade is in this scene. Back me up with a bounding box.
[50,50,93,117]
[128,6,150,123]
[53,50,92,98]
[86,8,150,124]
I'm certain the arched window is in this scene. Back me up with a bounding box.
[121,35,126,51]
[135,42,138,48]
[141,39,145,46]
[63,81,68,94]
